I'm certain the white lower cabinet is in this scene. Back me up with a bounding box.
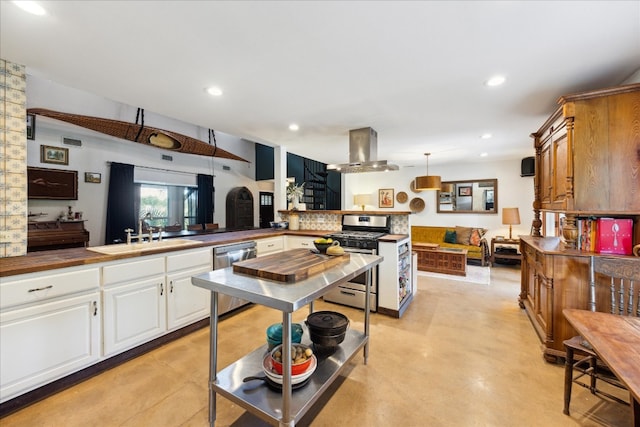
[285,235,315,250]
[256,236,284,257]
[102,276,166,356]
[1,246,213,402]
[166,248,212,330]
[102,257,166,357]
[102,248,212,355]
[0,267,101,403]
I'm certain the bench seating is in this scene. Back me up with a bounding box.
[411,226,489,266]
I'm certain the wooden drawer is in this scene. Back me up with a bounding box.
[256,237,284,256]
[102,257,165,286]
[0,266,100,310]
[166,248,212,273]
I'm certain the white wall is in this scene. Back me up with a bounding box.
[26,76,258,246]
[344,158,535,241]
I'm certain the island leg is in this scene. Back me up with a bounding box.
[281,312,293,427]
[364,268,370,365]
[209,291,219,427]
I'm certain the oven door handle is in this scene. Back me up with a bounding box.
[340,290,357,296]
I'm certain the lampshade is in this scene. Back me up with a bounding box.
[502,207,521,240]
[440,183,454,193]
[414,153,441,190]
[354,194,372,210]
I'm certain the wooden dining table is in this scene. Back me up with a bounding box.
[563,309,640,427]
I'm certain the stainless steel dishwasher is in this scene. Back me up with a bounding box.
[213,241,257,315]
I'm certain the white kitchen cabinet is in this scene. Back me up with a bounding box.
[166,248,212,330]
[256,236,284,256]
[285,235,315,250]
[0,267,101,403]
[102,256,166,357]
[378,238,413,318]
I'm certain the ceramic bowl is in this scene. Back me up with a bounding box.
[269,343,313,375]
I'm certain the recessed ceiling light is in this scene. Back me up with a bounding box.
[288,123,299,131]
[12,1,46,15]
[480,133,492,139]
[480,152,489,157]
[206,86,223,96]
[485,75,506,87]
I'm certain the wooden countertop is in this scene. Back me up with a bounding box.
[0,229,335,278]
[277,209,412,215]
[520,235,639,259]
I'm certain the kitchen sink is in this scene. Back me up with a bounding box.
[87,239,200,255]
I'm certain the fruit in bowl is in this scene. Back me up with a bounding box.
[270,343,314,375]
[313,238,336,254]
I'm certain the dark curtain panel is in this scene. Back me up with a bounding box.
[105,163,135,244]
[197,174,214,224]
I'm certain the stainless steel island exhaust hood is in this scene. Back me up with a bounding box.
[327,127,399,173]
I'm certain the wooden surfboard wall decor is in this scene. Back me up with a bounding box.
[27,108,249,162]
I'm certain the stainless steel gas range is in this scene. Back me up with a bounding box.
[322,214,390,311]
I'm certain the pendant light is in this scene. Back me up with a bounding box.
[414,153,441,191]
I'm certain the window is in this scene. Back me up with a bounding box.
[138,183,197,229]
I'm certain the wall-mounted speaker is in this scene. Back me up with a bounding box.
[521,156,535,177]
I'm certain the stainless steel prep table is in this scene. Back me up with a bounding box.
[191,252,382,427]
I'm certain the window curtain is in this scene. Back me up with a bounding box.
[105,163,135,244]
[197,173,214,224]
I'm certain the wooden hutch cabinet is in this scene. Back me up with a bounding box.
[522,83,640,362]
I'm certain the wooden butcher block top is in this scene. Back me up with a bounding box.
[232,249,350,283]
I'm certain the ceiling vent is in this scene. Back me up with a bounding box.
[63,137,82,146]
[327,127,399,173]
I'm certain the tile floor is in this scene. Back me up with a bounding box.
[1,265,632,426]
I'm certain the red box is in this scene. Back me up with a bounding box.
[595,218,634,255]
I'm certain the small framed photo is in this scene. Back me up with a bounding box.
[458,186,472,197]
[27,114,36,140]
[378,188,394,208]
[85,172,102,183]
[41,145,69,165]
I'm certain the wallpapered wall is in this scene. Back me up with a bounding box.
[0,59,28,258]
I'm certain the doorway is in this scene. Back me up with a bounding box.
[259,192,274,228]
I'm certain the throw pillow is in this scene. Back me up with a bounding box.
[444,230,457,244]
[469,229,483,246]
[455,226,473,245]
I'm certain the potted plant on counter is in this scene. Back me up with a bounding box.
[286,182,304,230]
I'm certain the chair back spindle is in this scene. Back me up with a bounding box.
[593,257,640,318]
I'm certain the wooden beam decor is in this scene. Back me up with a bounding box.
[27,108,249,162]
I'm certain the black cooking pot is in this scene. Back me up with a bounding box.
[309,330,346,348]
[305,311,349,347]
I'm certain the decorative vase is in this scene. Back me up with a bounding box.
[292,198,300,210]
[289,213,300,230]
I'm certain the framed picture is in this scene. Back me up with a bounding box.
[378,188,394,208]
[27,167,78,200]
[84,172,102,183]
[458,186,472,196]
[41,145,69,165]
[26,114,36,140]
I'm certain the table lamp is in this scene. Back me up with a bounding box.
[502,207,521,240]
[354,194,372,211]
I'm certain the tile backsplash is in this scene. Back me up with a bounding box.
[0,59,28,257]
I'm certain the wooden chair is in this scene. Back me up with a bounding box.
[164,224,182,232]
[563,256,640,415]
[204,223,219,231]
[187,224,203,231]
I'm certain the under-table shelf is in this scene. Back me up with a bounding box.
[213,329,367,425]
